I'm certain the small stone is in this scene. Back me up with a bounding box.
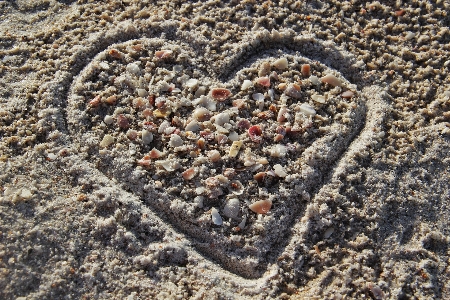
[324,227,334,239]
[185,120,200,132]
[142,130,153,144]
[256,77,271,87]
[104,115,114,124]
[169,134,183,147]
[214,112,230,126]
[20,189,33,200]
[309,75,320,85]
[285,83,302,99]
[299,103,316,116]
[182,168,197,180]
[252,93,264,101]
[311,94,326,103]
[301,64,311,77]
[185,78,199,89]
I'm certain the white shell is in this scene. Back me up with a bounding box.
[272,57,288,70]
[211,207,223,225]
[252,93,265,101]
[214,112,230,126]
[185,78,199,89]
[169,134,183,147]
[300,103,316,116]
[185,120,200,132]
[273,164,287,177]
[223,198,240,219]
[241,80,253,90]
[311,94,326,103]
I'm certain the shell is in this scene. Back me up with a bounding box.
[256,76,271,87]
[284,83,302,99]
[193,107,211,121]
[109,49,123,59]
[237,119,251,130]
[182,168,197,180]
[301,64,311,77]
[211,88,231,101]
[149,148,164,159]
[117,114,129,129]
[211,207,223,225]
[223,198,240,219]
[104,95,117,105]
[207,150,221,162]
[249,199,272,214]
[88,95,101,107]
[311,94,326,103]
[241,80,253,90]
[229,140,243,157]
[258,61,271,77]
[272,57,288,70]
[229,180,244,195]
[254,172,266,182]
[341,90,355,98]
[299,103,316,116]
[248,125,263,143]
[155,50,173,59]
[321,74,342,87]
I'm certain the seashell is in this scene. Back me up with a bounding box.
[126,129,138,140]
[205,176,220,187]
[208,150,221,162]
[254,172,266,182]
[197,138,206,149]
[272,57,288,70]
[269,71,279,81]
[249,199,272,214]
[182,168,197,180]
[301,64,311,77]
[274,134,284,142]
[241,80,253,90]
[211,88,231,101]
[215,133,228,144]
[229,180,244,195]
[278,83,287,91]
[100,134,114,148]
[273,164,287,177]
[223,168,236,178]
[104,95,117,105]
[258,61,271,77]
[211,207,223,225]
[185,78,199,89]
[256,76,271,87]
[284,83,302,99]
[228,131,239,142]
[257,110,274,120]
[214,112,230,126]
[88,95,101,107]
[277,106,288,123]
[185,120,200,132]
[299,103,316,116]
[269,144,287,157]
[320,74,342,87]
[109,49,123,59]
[155,159,178,172]
[142,130,153,145]
[132,97,146,109]
[229,140,243,157]
[252,93,265,102]
[248,125,263,143]
[309,75,320,85]
[153,108,171,118]
[341,90,355,98]
[104,115,114,125]
[193,107,211,122]
[149,148,164,159]
[142,108,153,117]
[126,63,141,75]
[311,94,326,103]
[117,114,129,129]
[232,99,246,109]
[169,134,183,147]
[137,157,151,166]
[237,119,251,130]
[155,50,173,59]
[223,198,240,219]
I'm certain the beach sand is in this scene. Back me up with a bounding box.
[0,1,449,299]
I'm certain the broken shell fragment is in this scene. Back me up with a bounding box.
[100,134,114,148]
[341,90,355,98]
[321,74,342,87]
[273,164,287,177]
[273,57,288,70]
[249,199,272,214]
[182,168,197,180]
[284,83,302,99]
[117,114,129,129]
[299,103,316,116]
[311,94,326,103]
[207,150,221,162]
[88,95,101,107]
[229,140,243,157]
[256,76,271,87]
[211,207,223,225]
[169,134,183,147]
[241,80,253,90]
[149,148,164,159]
[248,125,263,143]
[254,172,266,182]
[229,180,244,195]
[193,107,211,121]
[155,50,173,59]
[211,88,231,101]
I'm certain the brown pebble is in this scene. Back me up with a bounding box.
[301,64,311,77]
[117,114,129,129]
[109,49,123,59]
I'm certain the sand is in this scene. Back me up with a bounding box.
[0,1,449,299]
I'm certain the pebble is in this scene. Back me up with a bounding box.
[324,227,334,239]
[169,134,183,147]
[341,90,354,98]
[104,115,114,124]
[185,78,199,89]
[309,75,321,85]
[273,164,287,177]
[301,64,311,77]
[211,88,231,101]
[142,130,153,144]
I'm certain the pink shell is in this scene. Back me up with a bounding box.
[182,168,196,180]
[211,88,232,101]
[88,95,101,107]
[248,125,263,143]
[321,74,342,87]
[249,199,272,214]
[256,76,271,87]
[237,119,251,130]
[341,90,355,98]
[117,114,129,129]
[149,148,164,159]
[155,50,173,59]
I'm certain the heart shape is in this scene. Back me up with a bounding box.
[67,37,365,278]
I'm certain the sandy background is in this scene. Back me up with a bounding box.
[0,0,449,299]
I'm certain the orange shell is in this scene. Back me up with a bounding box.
[249,199,272,214]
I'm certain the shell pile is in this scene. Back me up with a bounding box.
[68,38,361,238]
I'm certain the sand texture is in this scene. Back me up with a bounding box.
[0,1,449,299]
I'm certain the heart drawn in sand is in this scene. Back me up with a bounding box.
[67,37,365,278]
